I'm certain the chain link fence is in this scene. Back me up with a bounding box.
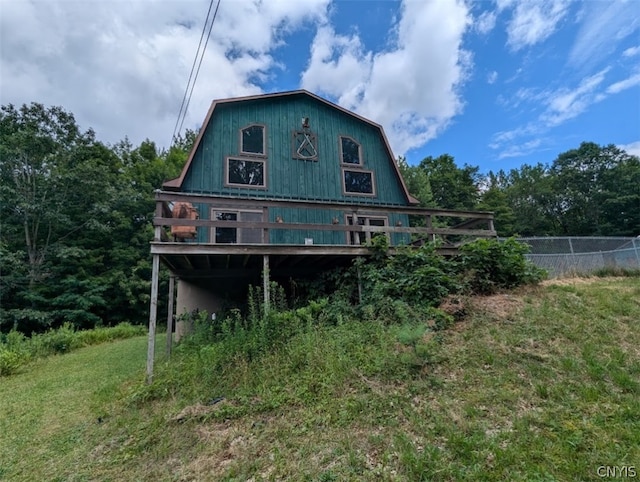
[510,237,640,277]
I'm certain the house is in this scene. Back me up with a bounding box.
[145,90,495,380]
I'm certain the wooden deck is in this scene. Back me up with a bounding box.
[145,190,495,381]
[152,191,496,251]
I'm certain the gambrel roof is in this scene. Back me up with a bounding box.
[164,89,418,205]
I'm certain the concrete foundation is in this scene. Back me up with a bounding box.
[175,279,224,342]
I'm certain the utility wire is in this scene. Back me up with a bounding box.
[171,0,222,145]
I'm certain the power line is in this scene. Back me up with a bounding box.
[171,0,222,145]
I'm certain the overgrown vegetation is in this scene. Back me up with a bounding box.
[1,277,637,481]
[0,322,145,376]
[135,238,544,403]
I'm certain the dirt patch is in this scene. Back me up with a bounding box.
[170,399,228,423]
[540,276,621,286]
[470,294,525,320]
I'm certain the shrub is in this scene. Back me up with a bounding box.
[458,238,546,294]
[0,322,146,377]
[0,348,22,376]
[359,240,461,311]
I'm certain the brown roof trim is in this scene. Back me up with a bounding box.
[163,89,419,204]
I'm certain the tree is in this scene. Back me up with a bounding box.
[397,156,433,207]
[0,103,97,287]
[478,171,517,236]
[550,142,639,235]
[418,154,480,210]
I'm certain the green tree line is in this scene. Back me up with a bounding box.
[0,103,194,333]
[399,144,639,237]
[1,102,638,334]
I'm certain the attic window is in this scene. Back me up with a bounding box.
[241,124,266,156]
[226,158,266,188]
[343,169,375,195]
[340,136,362,165]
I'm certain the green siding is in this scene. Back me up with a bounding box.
[180,92,411,245]
[182,94,408,205]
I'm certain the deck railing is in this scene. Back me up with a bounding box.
[152,190,496,248]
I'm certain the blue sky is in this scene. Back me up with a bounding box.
[1,0,638,174]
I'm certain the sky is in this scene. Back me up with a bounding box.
[1,0,639,173]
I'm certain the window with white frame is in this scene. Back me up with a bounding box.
[226,158,266,188]
[342,169,375,195]
[340,136,362,165]
[240,124,266,156]
[212,209,262,244]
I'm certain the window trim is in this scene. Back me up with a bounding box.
[225,156,268,189]
[342,168,376,197]
[344,214,388,245]
[239,124,267,157]
[339,135,363,166]
[210,208,263,244]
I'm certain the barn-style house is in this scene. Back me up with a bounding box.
[146,90,495,379]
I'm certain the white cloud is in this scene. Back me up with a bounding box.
[623,46,640,57]
[0,0,330,148]
[619,141,640,157]
[541,68,609,126]
[301,0,472,156]
[495,139,543,159]
[606,72,640,94]
[501,0,570,51]
[487,71,498,84]
[475,10,497,35]
[569,1,640,69]
[491,65,639,159]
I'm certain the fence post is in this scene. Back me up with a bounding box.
[634,237,640,268]
[568,237,578,272]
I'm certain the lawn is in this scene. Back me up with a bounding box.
[1,278,638,481]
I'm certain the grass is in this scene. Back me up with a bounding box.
[1,278,638,481]
[0,334,163,481]
[0,322,146,376]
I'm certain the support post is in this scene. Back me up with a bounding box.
[263,254,270,315]
[146,254,160,384]
[357,263,363,304]
[352,211,360,245]
[165,275,175,357]
[425,214,436,243]
[488,218,496,237]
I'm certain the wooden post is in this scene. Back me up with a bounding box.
[357,263,363,304]
[146,253,160,384]
[352,211,360,245]
[426,214,436,243]
[263,254,270,315]
[165,275,175,357]
[262,206,269,244]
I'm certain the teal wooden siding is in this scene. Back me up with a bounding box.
[182,94,408,205]
[180,92,411,245]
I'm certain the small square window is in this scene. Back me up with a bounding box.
[212,210,262,244]
[343,169,375,195]
[226,158,266,188]
[214,212,238,244]
[340,137,361,165]
[241,125,265,156]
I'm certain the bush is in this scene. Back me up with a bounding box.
[458,238,546,294]
[0,348,22,376]
[0,322,146,377]
[359,240,460,311]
